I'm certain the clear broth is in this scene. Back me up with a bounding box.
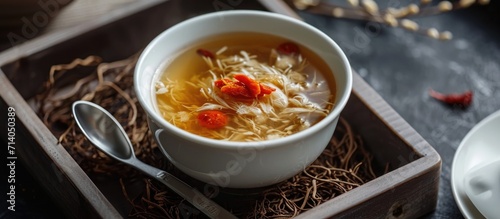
[155,32,336,141]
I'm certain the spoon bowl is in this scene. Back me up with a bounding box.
[72,100,237,219]
[72,102,133,160]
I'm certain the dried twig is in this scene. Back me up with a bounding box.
[34,54,162,177]
[290,0,490,40]
[248,118,379,218]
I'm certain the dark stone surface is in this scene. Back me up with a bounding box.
[296,2,500,218]
[1,1,499,218]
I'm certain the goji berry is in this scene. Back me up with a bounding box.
[214,74,275,99]
[196,49,215,59]
[276,42,300,55]
[214,78,232,88]
[259,84,276,96]
[220,81,251,98]
[197,110,228,129]
[233,74,261,97]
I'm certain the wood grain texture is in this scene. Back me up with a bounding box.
[44,0,137,32]
[0,73,120,218]
[0,1,165,218]
[0,0,441,218]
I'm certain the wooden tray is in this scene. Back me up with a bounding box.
[0,0,441,218]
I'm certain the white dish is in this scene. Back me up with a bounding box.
[463,158,500,219]
[451,109,500,219]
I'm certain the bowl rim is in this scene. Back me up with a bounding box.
[134,10,352,149]
[451,108,500,218]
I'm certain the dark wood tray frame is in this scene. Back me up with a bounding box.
[0,0,441,218]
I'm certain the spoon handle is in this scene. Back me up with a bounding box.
[157,171,238,219]
[129,159,237,219]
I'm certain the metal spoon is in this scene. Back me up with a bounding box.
[72,100,237,219]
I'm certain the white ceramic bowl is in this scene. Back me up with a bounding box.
[134,10,352,188]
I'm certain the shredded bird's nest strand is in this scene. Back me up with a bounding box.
[35,55,381,218]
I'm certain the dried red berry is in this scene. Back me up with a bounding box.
[233,74,261,97]
[214,74,275,99]
[197,110,228,129]
[259,84,276,96]
[276,42,300,55]
[196,49,215,59]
